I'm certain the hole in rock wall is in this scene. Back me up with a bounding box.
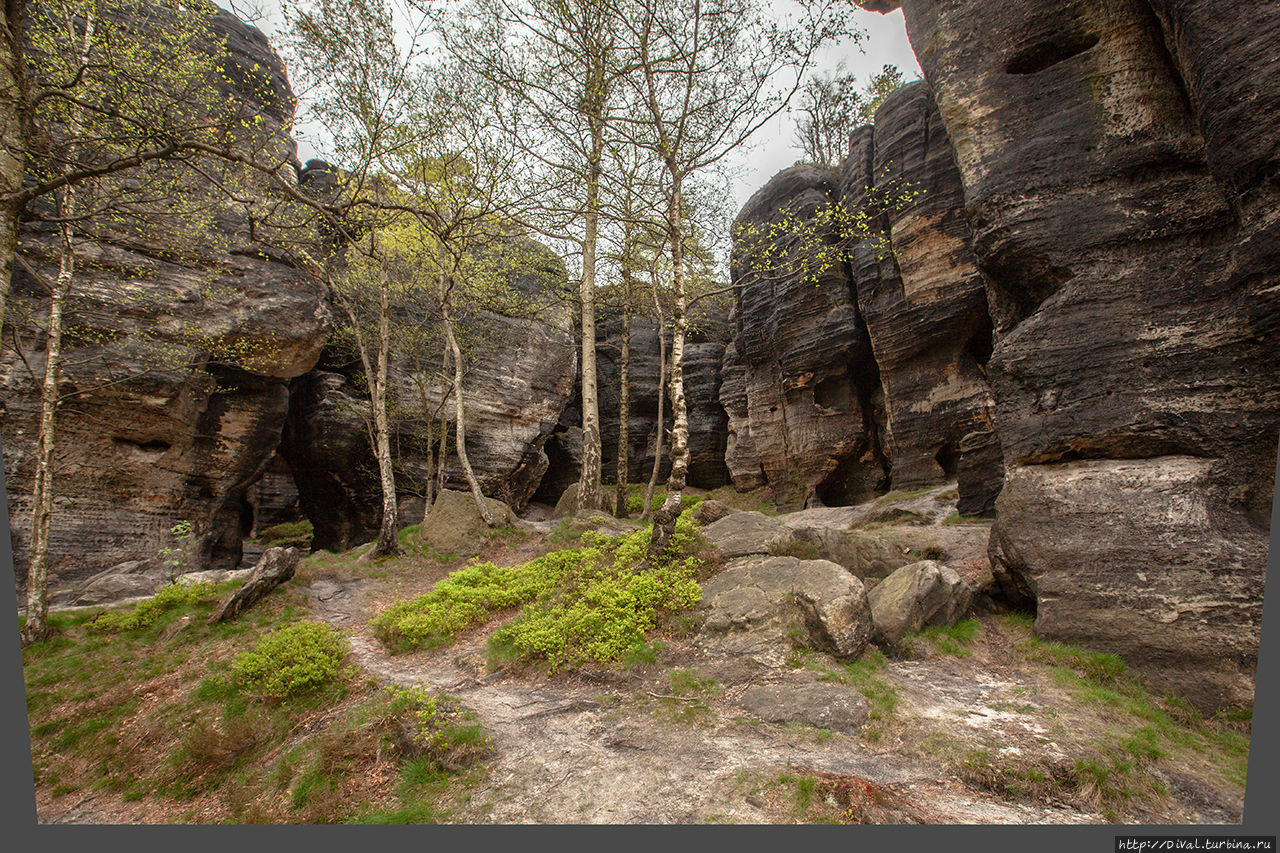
[966,313,995,369]
[1005,31,1100,75]
[532,432,577,506]
[813,374,854,411]
[935,443,959,478]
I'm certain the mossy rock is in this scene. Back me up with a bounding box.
[417,490,517,556]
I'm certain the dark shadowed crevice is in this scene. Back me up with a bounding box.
[1005,31,1099,75]
[935,443,960,478]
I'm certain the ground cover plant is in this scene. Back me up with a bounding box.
[372,508,706,670]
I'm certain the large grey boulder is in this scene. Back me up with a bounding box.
[702,511,795,558]
[740,682,869,732]
[418,489,517,557]
[788,526,911,582]
[867,560,973,645]
[699,555,872,664]
[63,560,164,606]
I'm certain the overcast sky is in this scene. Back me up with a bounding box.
[239,2,920,217]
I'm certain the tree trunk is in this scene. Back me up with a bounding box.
[648,174,690,559]
[440,267,495,527]
[370,243,401,557]
[416,374,435,521]
[20,204,73,645]
[575,115,606,514]
[641,279,666,523]
[0,0,29,328]
[615,302,631,518]
[436,345,450,502]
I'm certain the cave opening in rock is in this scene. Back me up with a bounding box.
[531,433,575,506]
[813,374,854,411]
[966,313,995,368]
[935,443,960,478]
[815,450,890,507]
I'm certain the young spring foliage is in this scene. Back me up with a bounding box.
[372,507,706,669]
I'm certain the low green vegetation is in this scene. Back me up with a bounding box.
[816,649,898,740]
[252,519,314,550]
[24,575,491,823]
[230,622,349,700]
[374,508,707,671]
[86,581,223,633]
[903,618,980,658]
[651,668,722,725]
[624,484,705,516]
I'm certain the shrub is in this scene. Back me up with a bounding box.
[231,622,348,700]
[88,582,215,634]
[380,685,492,772]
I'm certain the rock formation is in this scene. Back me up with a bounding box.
[862,0,1279,709]
[1,6,331,594]
[726,166,889,509]
[843,83,999,514]
[280,264,577,552]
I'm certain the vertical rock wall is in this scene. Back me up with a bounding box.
[865,0,1279,708]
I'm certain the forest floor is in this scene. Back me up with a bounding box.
[24,485,1251,824]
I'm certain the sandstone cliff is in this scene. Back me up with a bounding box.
[1,7,331,592]
[862,0,1279,709]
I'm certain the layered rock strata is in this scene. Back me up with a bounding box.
[1,7,330,593]
[864,0,1279,708]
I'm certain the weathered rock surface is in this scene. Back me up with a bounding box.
[702,511,794,558]
[209,546,300,623]
[786,526,912,584]
[691,499,732,526]
[417,489,517,558]
[865,0,1279,708]
[867,560,973,645]
[2,5,330,596]
[739,682,870,732]
[551,482,616,519]
[699,555,873,664]
[842,83,1000,508]
[54,560,164,608]
[280,262,577,552]
[726,165,888,508]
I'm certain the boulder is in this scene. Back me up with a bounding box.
[176,568,254,587]
[739,682,870,732]
[63,561,164,607]
[788,526,911,582]
[692,499,733,526]
[699,556,873,663]
[702,511,795,558]
[551,482,617,519]
[209,547,300,623]
[418,489,517,557]
[867,560,973,645]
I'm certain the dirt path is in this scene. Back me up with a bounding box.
[306,572,1101,825]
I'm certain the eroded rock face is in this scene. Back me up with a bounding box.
[843,83,1000,506]
[281,287,577,552]
[1,6,330,594]
[868,0,1279,708]
[727,166,889,508]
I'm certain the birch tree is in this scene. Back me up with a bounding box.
[610,0,857,557]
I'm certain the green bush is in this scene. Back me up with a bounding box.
[87,582,215,634]
[625,488,705,516]
[378,508,706,671]
[489,521,702,671]
[231,622,348,700]
[370,548,583,651]
[254,520,314,550]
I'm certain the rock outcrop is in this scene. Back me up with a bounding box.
[842,83,1000,512]
[863,0,1279,708]
[867,560,973,645]
[280,251,577,552]
[1,5,330,594]
[698,555,874,665]
[727,166,889,508]
[417,489,517,558]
